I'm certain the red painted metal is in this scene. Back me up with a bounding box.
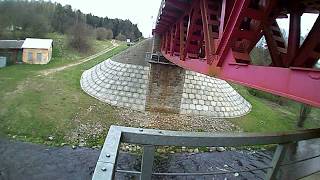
[165,31,171,54]
[154,0,320,107]
[263,20,287,67]
[179,18,186,60]
[200,0,212,60]
[161,10,181,18]
[169,25,176,56]
[161,49,320,107]
[286,5,302,67]
[215,0,250,66]
[165,0,190,11]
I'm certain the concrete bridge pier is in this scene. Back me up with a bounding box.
[80,38,251,118]
[146,34,186,113]
[146,63,185,113]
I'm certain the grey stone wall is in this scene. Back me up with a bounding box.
[180,70,251,118]
[145,64,185,113]
[80,60,149,111]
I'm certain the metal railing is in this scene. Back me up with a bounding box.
[92,126,320,180]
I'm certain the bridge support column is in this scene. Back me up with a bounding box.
[145,63,185,113]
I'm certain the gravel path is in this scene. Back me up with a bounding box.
[65,107,240,145]
[112,39,151,67]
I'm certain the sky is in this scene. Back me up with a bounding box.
[51,0,162,37]
[277,13,318,37]
[50,0,318,38]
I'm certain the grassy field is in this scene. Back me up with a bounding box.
[0,34,128,146]
[230,84,320,132]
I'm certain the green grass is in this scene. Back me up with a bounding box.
[0,33,319,147]
[0,33,128,146]
[0,33,113,103]
[230,84,320,132]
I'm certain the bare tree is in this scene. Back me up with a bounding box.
[67,23,93,52]
[105,29,113,40]
[96,27,113,40]
[115,33,126,41]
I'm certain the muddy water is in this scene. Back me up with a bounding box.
[116,151,273,180]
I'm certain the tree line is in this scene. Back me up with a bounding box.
[0,0,142,41]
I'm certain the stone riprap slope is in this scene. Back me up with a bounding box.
[81,60,149,111]
[181,70,251,118]
[80,39,251,117]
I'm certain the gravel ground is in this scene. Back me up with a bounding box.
[64,106,240,147]
[116,108,240,132]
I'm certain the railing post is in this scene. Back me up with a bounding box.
[140,145,155,180]
[92,126,122,180]
[265,144,287,180]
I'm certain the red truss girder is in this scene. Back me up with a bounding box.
[155,0,320,107]
[183,3,203,60]
[165,0,190,11]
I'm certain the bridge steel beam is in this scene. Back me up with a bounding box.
[154,0,320,107]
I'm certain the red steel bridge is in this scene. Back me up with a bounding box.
[153,0,320,107]
[92,1,320,179]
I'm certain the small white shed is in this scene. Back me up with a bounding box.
[22,38,53,64]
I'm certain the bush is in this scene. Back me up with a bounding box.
[96,27,113,40]
[67,23,94,52]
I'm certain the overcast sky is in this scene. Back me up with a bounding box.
[277,13,318,37]
[51,0,162,37]
[51,0,317,38]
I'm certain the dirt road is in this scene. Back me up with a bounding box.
[40,40,118,76]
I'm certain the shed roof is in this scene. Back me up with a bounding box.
[22,38,53,49]
[0,40,24,49]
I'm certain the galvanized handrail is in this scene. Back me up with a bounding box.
[92,126,320,180]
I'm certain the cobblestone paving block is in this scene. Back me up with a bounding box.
[80,59,150,111]
[180,70,251,118]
